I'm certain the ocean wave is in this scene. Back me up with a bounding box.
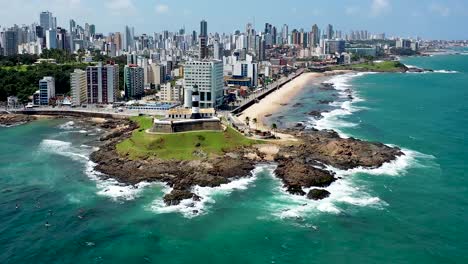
[85,161,156,201]
[323,148,432,177]
[39,139,151,201]
[309,72,373,137]
[149,165,269,218]
[268,148,435,220]
[432,70,459,74]
[58,121,75,130]
[39,139,90,162]
[269,172,385,220]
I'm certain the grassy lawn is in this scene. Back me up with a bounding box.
[332,61,406,72]
[116,116,261,160]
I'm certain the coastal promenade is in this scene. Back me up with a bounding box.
[231,68,305,115]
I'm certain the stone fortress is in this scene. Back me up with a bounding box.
[150,84,222,133]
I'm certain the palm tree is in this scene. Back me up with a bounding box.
[271,123,277,135]
[252,118,258,130]
[244,116,250,127]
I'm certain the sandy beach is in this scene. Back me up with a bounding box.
[239,70,352,133]
[239,72,320,131]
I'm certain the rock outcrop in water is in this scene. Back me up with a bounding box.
[272,129,403,198]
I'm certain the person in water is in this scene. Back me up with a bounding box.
[45,222,51,229]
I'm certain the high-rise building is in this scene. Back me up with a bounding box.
[69,19,76,52]
[123,25,133,51]
[282,24,289,44]
[114,32,122,51]
[86,62,119,104]
[124,65,145,99]
[45,29,57,49]
[40,11,54,30]
[147,63,166,85]
[199,20,208,59]
[326,24,334,39]
[56,28,68,50]
[2,30,18,56]
[184,60,224,108]
[213,40,223,60]
[70,69,87,106]
[311,24,320,48]
[89,24,96,36]
[324,39,345,54]
[38,77,55,105]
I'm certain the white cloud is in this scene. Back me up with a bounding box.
[105,0,137,15]
[155,4,169,14]
[429,3,451,16]
[371,0,390,16]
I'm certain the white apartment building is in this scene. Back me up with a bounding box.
[184,60,224,108]
[70,69,87,106]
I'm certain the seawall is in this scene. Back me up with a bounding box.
[13,110,130,120]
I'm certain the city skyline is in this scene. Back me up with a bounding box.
[0,0,467,40]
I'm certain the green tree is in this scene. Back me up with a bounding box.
[244,116,250,127]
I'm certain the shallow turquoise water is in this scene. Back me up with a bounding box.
[1,54,467,263]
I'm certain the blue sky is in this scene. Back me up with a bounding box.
[0,0,467,39]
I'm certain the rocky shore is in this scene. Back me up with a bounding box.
[0,113,37,127]
[89,120,258,206]
[88,118,403,205]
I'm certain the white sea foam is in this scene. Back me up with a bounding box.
[309,72,372,137]
[268,148,435,220]
[150,165,268,218]
[269,172,384,219]
[39,139,89,162]
[58,121,75,130]
[39,138,152,201]
[85,160,155,201]
[432,70,459,74]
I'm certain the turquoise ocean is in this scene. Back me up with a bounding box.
[1,52,467,263]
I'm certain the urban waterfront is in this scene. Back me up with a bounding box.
[1,54,467,263]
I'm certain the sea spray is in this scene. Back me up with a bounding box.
[38,138,154,201]
[149,165,271,218]
[267,144,436,219]
[309,72,373,137]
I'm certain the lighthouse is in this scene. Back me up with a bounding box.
[190,85,202,119]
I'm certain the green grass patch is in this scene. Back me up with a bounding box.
[331,61,406,72]
[116,116,261,160]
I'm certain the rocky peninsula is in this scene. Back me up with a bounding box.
[89,118,403,205]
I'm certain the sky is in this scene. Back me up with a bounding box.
[0,0,467,40]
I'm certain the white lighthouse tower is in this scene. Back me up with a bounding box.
[190,84,202,119]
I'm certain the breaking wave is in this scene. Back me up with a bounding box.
[308,72,372,137]
[267,148,435,220]
[38,138,151,201]
[149,165,266,218]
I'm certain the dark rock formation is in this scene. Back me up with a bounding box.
[307,189,331,200]
[0,114,37,126]
[88,117,404,204]
[308,110,323,118]
[318,100,333,105]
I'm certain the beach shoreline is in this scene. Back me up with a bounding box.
[239,70,352,132]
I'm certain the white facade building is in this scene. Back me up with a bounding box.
[184,60,224,108]
[70,69,87,106]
